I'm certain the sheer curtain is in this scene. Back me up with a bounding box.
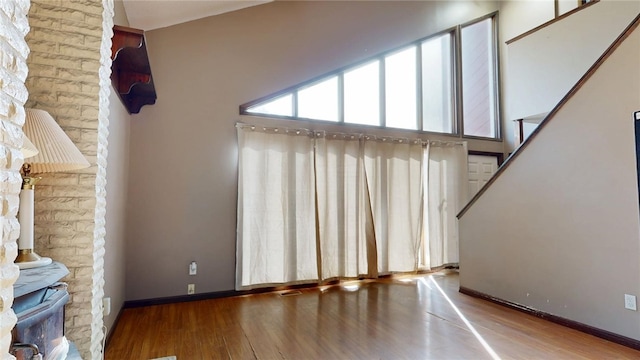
[237,124,467,289]
[364,137,424,274]
[422,141,469,269]
[236,126,318,289]
[315,133,374,280]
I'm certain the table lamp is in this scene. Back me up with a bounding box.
[15,108,90,269]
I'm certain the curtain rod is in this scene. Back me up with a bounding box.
[236,122,466,147]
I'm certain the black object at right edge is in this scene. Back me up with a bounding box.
[635,111,640,206]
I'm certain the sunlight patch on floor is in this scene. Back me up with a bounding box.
[341,283,360,292]
[422,276,502,360]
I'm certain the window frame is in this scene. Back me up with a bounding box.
[240,12,501,141]
[458,12,502,140]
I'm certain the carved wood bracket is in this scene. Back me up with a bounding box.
[111,25,157,114]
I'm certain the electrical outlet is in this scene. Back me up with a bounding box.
[103,297,111,316]
[188,284,195,295]
[189,261,197,275]
[625,294,637,311]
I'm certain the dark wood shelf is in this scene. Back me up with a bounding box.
[111,25,157,114]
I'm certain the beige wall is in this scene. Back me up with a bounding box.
[125,1,502,300]
[507,1,639,126]
[499,0,640,151]
[459,22,640,339]
[104,85,129,335]
[104,0,130,338]
[113,0,129,27]
[498,0,555,151]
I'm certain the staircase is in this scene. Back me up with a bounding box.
[458,7,640,346]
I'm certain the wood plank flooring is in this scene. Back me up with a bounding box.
[105,271,640,359]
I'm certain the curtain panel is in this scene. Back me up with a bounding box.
[315,133,373,280]
[422,142,469,269]
[236,124,467,290]
[236,127,318,289]
[363,137,424,274]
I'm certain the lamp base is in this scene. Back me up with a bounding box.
[15,249,52,270]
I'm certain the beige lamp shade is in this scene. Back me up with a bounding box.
[24,108,90,173]
[21,134,39,159]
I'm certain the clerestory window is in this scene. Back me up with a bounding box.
[240,13,499,140]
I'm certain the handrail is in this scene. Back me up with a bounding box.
[458,13,640,219]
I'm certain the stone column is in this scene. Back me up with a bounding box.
[0,0,31,358]
[24,1,114,358]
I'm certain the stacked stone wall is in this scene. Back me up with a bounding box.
[25,1,114,358]
[0,1,31,359]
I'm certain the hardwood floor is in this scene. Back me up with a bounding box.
[105,271,640,359]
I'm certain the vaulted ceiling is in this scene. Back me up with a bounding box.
[122,0,272,30]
